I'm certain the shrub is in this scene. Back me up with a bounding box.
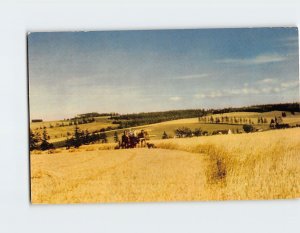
[193,128,202,137]
[275,124,290,129]
[175,127,192,138]
[243,124,255,133]
[114,131,119,142]
[40,128,54,150]
[29,129,40,151]
[162,131,169,139]
[202,131,208,136]
[40,140,54,151]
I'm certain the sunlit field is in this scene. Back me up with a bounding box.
[106,111,300,140]
[28,28,300,206]
[31,116,115,143]
[31,127,300,204]
[30,111,300,145]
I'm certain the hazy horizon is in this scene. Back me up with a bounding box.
[29,101,300,121]
[28,28,299,121]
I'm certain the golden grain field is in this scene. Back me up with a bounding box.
[30,128,300,204]
[30,111,300,145]
[31,117,115,143]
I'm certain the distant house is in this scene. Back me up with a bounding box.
[31,119,43,123]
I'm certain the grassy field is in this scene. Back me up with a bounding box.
[30,127,300,203]
[106,111,300,141]
[31,116,116,143]
[30,111,300,144]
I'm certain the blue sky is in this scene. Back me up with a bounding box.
[28,28,299,120]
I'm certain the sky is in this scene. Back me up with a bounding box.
[28,28,299,120]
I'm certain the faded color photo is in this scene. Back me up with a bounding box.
[28,28,300,204]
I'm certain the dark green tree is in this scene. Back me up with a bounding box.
[243,124,255,133]
[65,136,74,149]
[29,129,40,151]
[193,128,202,137]
[40,128,54,150]
[114,131,119,142]
[83,130,91,144]
[100,132,108,143]
[73,125,83,148]
[175,127,192,138]
[162,131,169,139]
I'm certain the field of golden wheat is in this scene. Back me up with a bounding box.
[31,116,115,143]
[30,127,300,204]
[108,111,300,140]
[30,111,300,146]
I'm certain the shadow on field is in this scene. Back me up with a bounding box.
[200,144,227,186]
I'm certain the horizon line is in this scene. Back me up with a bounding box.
[30,101,300,122]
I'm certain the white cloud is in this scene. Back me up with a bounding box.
[196,94,207,98]
[216,54,288,65]
[195,79,298,99]
[169,96,182,101]
[279,36,299,48]
[173,73,209,80]
[280,80,299,88]
[253,54,287,64]
[195,88,262,99]
[258,78,277,84]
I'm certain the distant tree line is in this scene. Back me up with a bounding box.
[68,117,95,125]
[209,103,299,114]
[66,126,108,148]
[76,112,105,118]
[74,112,119,118]
[110,103,299,129]
[198,116,262,124]
[32,103,299,131]
[173,127,206,138]
[269,116,291,129]
[111,109,207,128]
[30,125,109,151]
